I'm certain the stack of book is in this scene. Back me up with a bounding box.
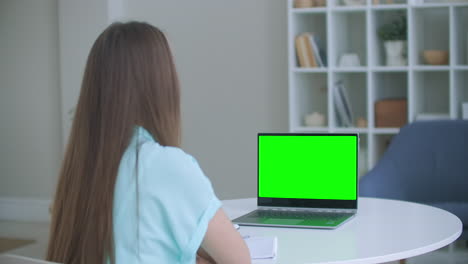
[295,33,326,68]
[334,80,353,127]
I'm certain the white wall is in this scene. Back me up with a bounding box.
[58,0,109,147]
[0,0,288,210]
[0,0,62,199]
[123,1,288,199]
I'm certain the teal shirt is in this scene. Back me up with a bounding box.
[113,127,221,263]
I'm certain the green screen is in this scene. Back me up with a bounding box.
[259,135,357,200]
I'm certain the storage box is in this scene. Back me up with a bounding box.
[375,99,407,127]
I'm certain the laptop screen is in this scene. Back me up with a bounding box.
[258,133,358,208]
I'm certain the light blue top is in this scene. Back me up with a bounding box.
[113,127,221,264]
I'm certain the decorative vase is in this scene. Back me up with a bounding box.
[338,53,361,67]
[384,40,407,66]
[304,112,325,127]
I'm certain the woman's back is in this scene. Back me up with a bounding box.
[114,127,221,263]
[46,21,250,264]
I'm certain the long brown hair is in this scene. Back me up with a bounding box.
[47,21,181,264]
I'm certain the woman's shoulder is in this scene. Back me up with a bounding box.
[133,127,194,168]
[138,140,219,214]
[140,140,196,172]
[130,127,212,191]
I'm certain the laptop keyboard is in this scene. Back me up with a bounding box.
[255,209,351,221]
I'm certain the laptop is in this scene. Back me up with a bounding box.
[233,133,358,229]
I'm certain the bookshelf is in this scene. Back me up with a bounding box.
[288,0,468,177]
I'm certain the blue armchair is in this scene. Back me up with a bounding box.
[359,120,468,240]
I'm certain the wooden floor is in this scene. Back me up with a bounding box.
[0,221,49,259]
[0,238,35,253]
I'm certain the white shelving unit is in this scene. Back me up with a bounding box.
[288,0,468,177]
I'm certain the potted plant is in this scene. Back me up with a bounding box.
[378,15,407,66]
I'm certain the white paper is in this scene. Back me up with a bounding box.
[244,236,277,260]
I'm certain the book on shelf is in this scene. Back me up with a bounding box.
[309,34,323,67]
[314,35,327,67]
[295,33,326,68]
[333,80,353,127]
[295,33,317,67]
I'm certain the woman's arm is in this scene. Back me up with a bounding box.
[196,248,215,264]
[199,208,251,264]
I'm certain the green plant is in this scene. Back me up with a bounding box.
[378,15,407,41]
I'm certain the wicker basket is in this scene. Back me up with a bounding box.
[375,99,407,128]
[294,0,314,8]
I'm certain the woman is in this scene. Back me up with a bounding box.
[46,21,250,264]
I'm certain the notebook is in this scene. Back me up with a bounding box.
[233,133,358,229]
[244,236,277,260]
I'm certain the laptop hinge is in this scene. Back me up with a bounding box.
[257,206,356,213]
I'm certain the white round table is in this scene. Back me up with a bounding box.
[222,197,462,264]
